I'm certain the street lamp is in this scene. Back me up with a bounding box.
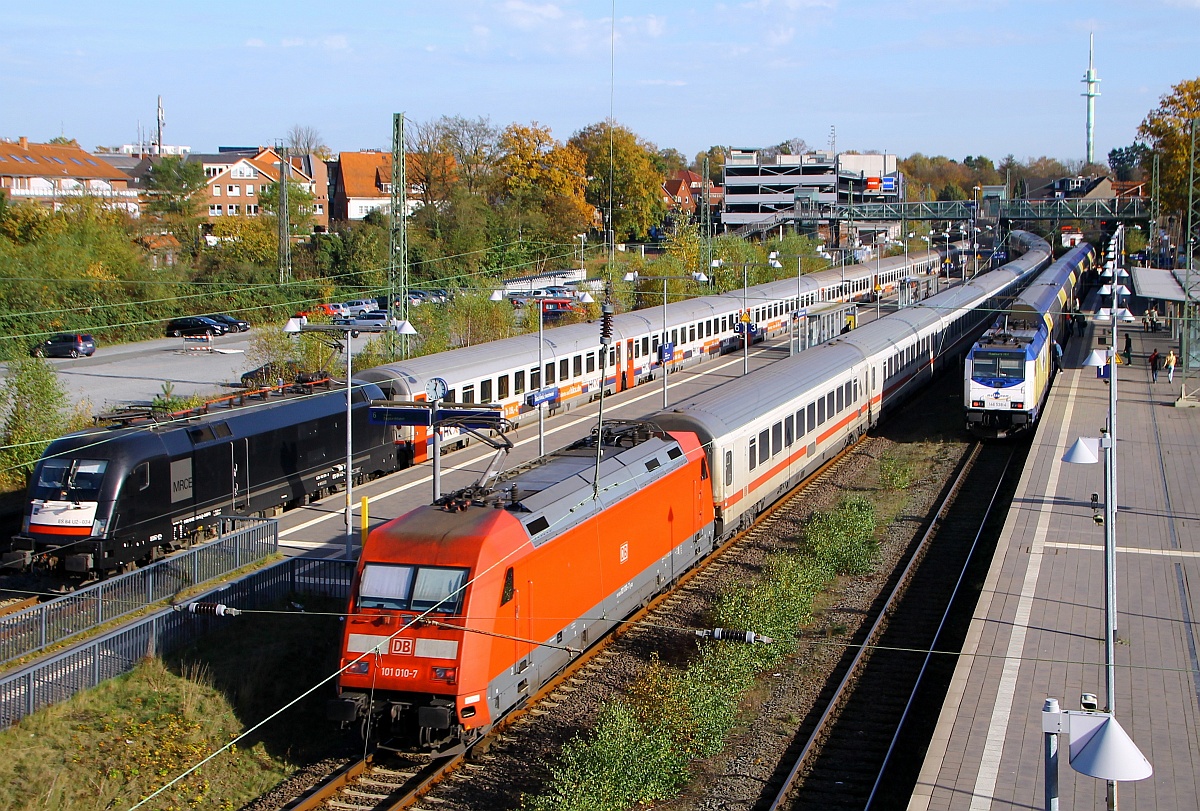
[623,270,708,408]
[1062,230,1141,808]
[283,316,417,557]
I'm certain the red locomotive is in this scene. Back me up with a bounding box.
[329,421,715,749]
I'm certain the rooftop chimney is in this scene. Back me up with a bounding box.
[19,136,28,149]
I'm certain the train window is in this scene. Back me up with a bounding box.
[749,437,757,471]
[785,415,794,446]
[187,426,216,444]
[574,355,582,377]
[807,402,816,432]
[633,341,641,359]
[480,379,493,403]
[462,385,475,404]
[213,422,232,439]
[411,566,470,614]
[530,366,541,389]
[559,359,568,380]
[501,567,515,606]
[499,375,510,399]
[357,563,414,610]
[817,397,826,425]
[641,337,649,357]
[34,458,108,502]
[724,450,733,486]
[853,379,859,402]
[586,353,595,374]
[609,347,617,367]
[689,325,696,343]
[446,389,457,403]
[796,409,805,438]
[759,430,769,465]
[671,329,679,346]
[836,386,844,413]
[827,391,835,417]
[545,362,555,385]
[515,370,526,394]
[772,422,782,456]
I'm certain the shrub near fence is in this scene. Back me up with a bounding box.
[0,517,278,666]
[0,556,355,729]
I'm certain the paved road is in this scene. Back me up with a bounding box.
[7,333,259,412]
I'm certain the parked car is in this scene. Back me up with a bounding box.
[205,314,251,332]
[30,333,96,358]
[165,316,229,337]
[240,361,331,389]
[343,299,377,316]
[332,311,393,331]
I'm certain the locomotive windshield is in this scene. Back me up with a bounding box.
[358,563,469,615]
[971,351,1025,381]
[32,459,108,502]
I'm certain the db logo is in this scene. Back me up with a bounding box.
[619,542,629,563]
[390,638,414,655]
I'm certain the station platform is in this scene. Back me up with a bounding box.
[909,318,1200,810]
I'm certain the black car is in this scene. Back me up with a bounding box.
[165,317,229,338]
[31,333,96,358]
[205,314,251,332]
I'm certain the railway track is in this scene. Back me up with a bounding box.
[766,439,1026,810]
[272,439,871,811]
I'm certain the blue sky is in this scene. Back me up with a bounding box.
[4,1,1197,166]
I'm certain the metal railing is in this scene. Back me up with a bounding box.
[0,517,278,666]
[0,556,354,729]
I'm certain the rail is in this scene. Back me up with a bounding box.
[0,556,353,729]
[0,517,278,666]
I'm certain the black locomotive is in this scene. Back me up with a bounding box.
[10,382,397,574]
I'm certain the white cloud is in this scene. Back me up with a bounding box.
[503,1,565,30]
[244,38,265,48]
[766,26,796,46]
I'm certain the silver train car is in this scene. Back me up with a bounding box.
[965,242,1095,438]
[653,230,1051,541]
[361,250,943,466]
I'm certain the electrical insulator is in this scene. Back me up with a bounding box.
[600,303,615,346]
[695,627,774,645]
[175,602,242,617]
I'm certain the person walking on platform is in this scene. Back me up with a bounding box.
[1124,332,1133,366]
[1149,348,1161,383]
[1166,349,1177,384]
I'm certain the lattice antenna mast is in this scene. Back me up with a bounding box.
[1082,34,1101,165]
[828,125,836,153]
[276,141,291,285]
[391,112,409,359]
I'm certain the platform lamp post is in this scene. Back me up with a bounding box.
[1063,285,1136,810]
[284,316,417,558]
[622,271,708,407]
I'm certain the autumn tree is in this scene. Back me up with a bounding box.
[692,146,727,185]
[654,147,688,178]
[494,122,593,242]
[1138,77,1200,214]
[259,177,315,234]
[441,115,497,196]
[569,121,666,241]
[408,117,458,210]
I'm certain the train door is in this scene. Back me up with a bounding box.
[622,340,635,391]
[231,438,249,511]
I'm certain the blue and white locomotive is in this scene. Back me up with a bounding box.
[964,242,1095,438]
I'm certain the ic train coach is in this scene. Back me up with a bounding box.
[359,249,944,465]
[965,242,1095,438]
[329,231,1052,749]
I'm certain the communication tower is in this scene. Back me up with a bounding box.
[1082,34,1101,165]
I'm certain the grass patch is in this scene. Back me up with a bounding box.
[0,596,346,810]
[526,497,878,810]
[878,452,914,490]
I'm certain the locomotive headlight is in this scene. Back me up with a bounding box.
[971,400,984,408]
[432,667,457,683]
[1012,402,1024,409]
[91,519,107,536]
[346,660,370,675]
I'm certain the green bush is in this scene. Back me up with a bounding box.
[803,496,878,575]
[878,452,914,490]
